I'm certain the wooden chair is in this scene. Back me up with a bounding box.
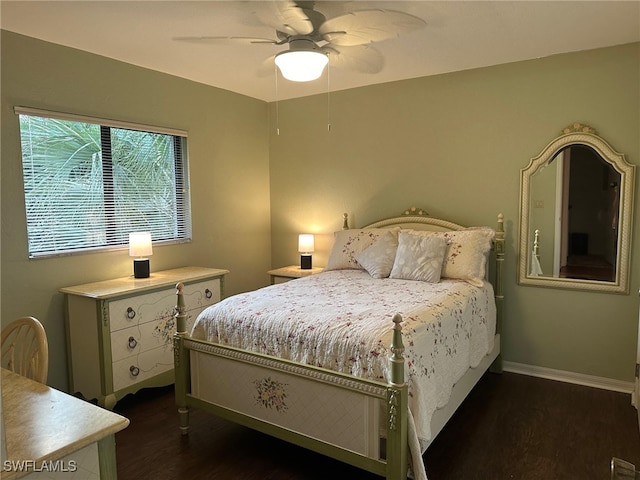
[1,316,48,383]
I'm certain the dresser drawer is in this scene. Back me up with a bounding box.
[182,278,221,311]
[110,310,199,362]
[108,279,221,332]
[109,290,175,332]
[112,345,174,391]
[110,322,168,363]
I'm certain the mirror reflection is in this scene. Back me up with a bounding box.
[529,145,621,282]
[519,123,635,293]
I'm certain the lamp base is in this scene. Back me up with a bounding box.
[133,258,150,278]
[300,254,312,270]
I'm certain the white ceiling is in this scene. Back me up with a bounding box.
[2,1,639,102]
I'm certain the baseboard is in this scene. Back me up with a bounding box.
[503,361,634,394]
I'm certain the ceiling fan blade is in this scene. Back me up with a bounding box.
[319,9,426,46]
[298,6,327,33]
[321,44,384,74]
[173,36,277,45]
[254,1,314,36]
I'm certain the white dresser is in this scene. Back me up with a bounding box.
[61,266,228,409]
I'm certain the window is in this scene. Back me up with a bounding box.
[16,107,191,258]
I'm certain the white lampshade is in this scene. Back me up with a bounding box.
[298,234,315,253]
[129,232,153,257]
[275,50,328,82]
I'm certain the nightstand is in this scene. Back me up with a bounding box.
[267,265,324,284]
[61,266,228,409]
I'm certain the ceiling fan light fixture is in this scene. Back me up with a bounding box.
[275,49,328,82]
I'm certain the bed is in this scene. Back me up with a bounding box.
[173,209,505,480]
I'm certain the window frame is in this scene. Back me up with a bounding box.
[15,106,192,259]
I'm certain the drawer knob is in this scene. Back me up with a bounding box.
[126,307,136,319]
[130,365,140,377]
[128,336,138,349]
[205,288,213,299]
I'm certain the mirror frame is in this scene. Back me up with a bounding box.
[518,123,635,293]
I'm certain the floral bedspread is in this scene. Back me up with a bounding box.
[191,269,496,459]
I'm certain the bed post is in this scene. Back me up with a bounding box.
[386,313,408,480]
[491,213,505,373]
[173,282,191,435]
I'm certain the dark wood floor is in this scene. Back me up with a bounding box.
[560,255,615,282]
[114,372,640,480]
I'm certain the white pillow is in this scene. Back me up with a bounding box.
[405,227,495,287]
[389,231,447,282]
[325,228,400,271]
[355,231,399,278]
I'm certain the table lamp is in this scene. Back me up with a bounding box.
[129,232,153,278]
[298,234,314,270]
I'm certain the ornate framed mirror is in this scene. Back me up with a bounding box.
[518,123,635,293]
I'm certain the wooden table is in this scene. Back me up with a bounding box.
[1,368,129,479]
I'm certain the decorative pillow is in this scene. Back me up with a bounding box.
[355,231,399,278]
[325,228,400,271]
[405,227,495,287]
[389,231,447,282]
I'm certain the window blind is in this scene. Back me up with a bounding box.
[17,108,191,258]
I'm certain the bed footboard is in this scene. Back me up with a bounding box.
[173,284,410,480]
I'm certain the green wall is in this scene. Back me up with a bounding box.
[269,43,640,384]
[1,31,272,391]
[2,29,639,391]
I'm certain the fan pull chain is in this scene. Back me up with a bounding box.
[327,62,331,133]
[275,63,280,136]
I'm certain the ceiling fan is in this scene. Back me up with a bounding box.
[175,1,426,82]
